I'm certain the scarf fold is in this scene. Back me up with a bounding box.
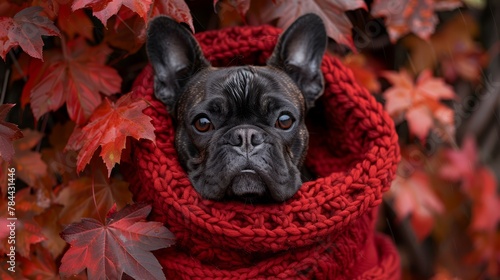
[126,24,401,279]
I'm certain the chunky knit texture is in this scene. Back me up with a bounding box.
[126,25,401,279]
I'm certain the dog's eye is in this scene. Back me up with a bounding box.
[275,114,294,130]
[193,116,214,132]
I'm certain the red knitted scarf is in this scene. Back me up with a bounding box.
[126,25,401,279]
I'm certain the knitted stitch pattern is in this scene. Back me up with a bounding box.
[126,25,401,279]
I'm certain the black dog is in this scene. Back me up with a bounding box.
[147,14,326,202]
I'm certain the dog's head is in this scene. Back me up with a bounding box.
[147,14,326,202]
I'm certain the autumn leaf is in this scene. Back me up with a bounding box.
[465,231,500,277]
[439,136,500,232]
[0,189,46,258]
[215,0,250,23]
[342,53,381,93]
[371,0,462,42]
[466,167,500,232]
[34,205,66,258]
[19,244,59,279]
[57,4,95,40]
[0,6,60,60]
[65,94,155,175]
[389,170,444,240]
[247,0,366,49]
[59,203,175,280]
[106,0,194,53]
[382,69,456,142]
[72,0,153,26]
[0,260,24,280]
[0,104,23,162]
[27,38,121,125]
[439,136,477,182]
[402,12,487,82]
[151,0,194,33]
[55,164,133,225]
[41,121,79,184]
[11,129,47,187]
[440,40,488,83]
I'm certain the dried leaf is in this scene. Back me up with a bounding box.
[59,203,175,280]
[0,6,60,60]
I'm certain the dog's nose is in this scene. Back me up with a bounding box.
[228,127,264,152]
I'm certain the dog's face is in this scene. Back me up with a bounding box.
[147,14,326,202]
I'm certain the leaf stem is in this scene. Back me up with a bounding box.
[60,34,69,60]
[9,51,27,82]
[91,163,103,223]
[0,67,10,105]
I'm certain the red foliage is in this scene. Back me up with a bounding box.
[0,104,23,162]
[26,38,122,124]
[0,7,60,60]
[0,1,498,279]
[65,94,155,176]
[382,69,456,142]
[59,203,175,280]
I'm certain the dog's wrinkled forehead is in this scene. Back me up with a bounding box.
[179,66,305,118]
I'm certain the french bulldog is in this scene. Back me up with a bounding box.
[146,13,327,202]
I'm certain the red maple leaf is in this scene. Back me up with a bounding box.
[439,136,477,183]
[65,94,155,176]
[382,69,456,142]
[26,38,121,125]
[59,203,175,280]
[466,167,500,232]
[389,170,444,240]
[0,104,23,162]
[72,0,153,26]
[371,0,462,42]
[0,6,60,60]
[247,0,366,50]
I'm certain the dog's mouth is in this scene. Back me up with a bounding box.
[224,170,273,203]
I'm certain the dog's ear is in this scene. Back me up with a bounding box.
[268,14,327,110]
[147,16,210,113]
